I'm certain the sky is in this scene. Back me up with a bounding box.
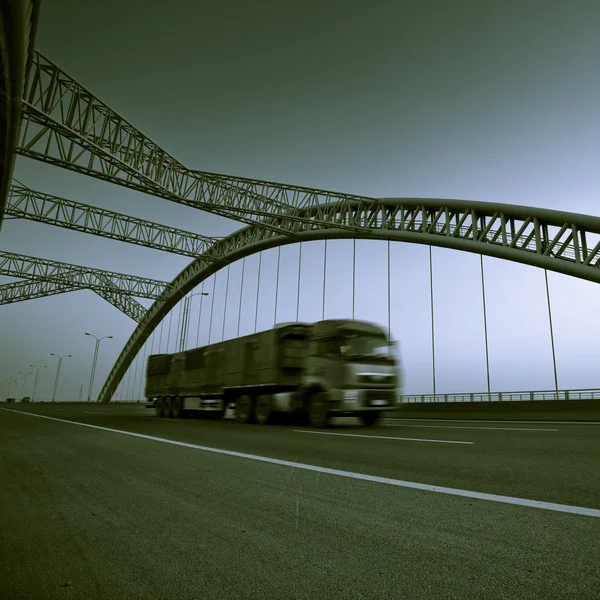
[2,0,600,401]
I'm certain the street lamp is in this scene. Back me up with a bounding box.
[21,372,34,398]
[179,291,209,351]
[30,364,47,402]
[50,353,72,403]
[84,333,112,402]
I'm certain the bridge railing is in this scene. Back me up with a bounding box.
[400,388,600,403]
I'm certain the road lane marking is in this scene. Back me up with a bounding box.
[384,423,559,432]
[387,417,600,425]
[293,429,473,445]
[3,408,600,519]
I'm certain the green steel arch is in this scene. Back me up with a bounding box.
[0,0,40,230]
[97,197,600,402]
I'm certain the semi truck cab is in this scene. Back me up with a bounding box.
[301,319,401,426]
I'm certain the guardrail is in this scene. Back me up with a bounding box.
[400,388,600,403]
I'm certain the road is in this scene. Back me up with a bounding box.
[1,403,599,599]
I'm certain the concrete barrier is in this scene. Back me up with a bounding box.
[386,399,600,421]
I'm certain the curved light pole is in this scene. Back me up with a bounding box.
[50,353,71,403]
[84,333,112,402]
[21,372,33,398]
[30,364,47,402]
[180,291,209,351]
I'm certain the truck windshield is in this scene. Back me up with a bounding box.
[339,335,395,360]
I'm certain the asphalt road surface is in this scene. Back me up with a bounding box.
[1,403,599,600]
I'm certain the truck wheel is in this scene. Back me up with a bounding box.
[359,411,380,427]
[155,397,165,418]
[255,395,274,425]
[172,397,183,419]
[236,395,254,424]
[164,397,174,418]
[309,393,330,428]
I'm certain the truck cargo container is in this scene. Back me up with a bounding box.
[145,319,401,427]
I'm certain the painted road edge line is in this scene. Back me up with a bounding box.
[292,429,473,445]
[3,408,600,519]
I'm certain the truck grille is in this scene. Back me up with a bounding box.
[363,390,395,406]
[357,374,396,385]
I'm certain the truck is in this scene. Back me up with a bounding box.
[145,319,402,428]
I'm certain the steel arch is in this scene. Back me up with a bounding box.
[97,197,600,402]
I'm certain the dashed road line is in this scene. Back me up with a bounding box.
[384,423,558,432]
[293,429,473,445]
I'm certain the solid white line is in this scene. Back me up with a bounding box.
[293,429,473,445]
[3,408,600,519]
[387,417,600,425]
[385,423,559,432]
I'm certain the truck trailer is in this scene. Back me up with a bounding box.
[145,319,401,428]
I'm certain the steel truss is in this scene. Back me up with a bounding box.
[17,51,381,236]
[0,0,39,229]
[7,181,220,257]
[97,197,600,402]
[0,251,171,321]
[0,276,148,322]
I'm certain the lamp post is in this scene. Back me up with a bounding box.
[50,353,71,403]
[21,372,33,398]
[84,333,112,402]
[179,291,209,351]
[30,364,47,402]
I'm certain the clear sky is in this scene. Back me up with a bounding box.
[2,0,600,401]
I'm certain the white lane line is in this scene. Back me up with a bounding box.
[384,423,559,432]
[387,417,600,426]
[83,411,101,415]
[293,429,473,445]
[3,408,599,519]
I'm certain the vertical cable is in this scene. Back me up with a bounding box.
[139,341,148,401]
[176,296,184,352]
[196,281,206,347]
[208,274,217,344]
[322,240,327,320]
[237,258,246,337]
[274,247,281,326]
[222,265,231,341]
[429,246,436,398]
[125,359,133,402]
[131,352,139,404]
[255,252,262,333]
[544,269,559,399]
[158,318,164,352]
[352,238,356,320]
[166,310,173,353]
[480,255,491,399]
[150,328,155,356]
[387,240,391,338]
[296,243,303,321]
